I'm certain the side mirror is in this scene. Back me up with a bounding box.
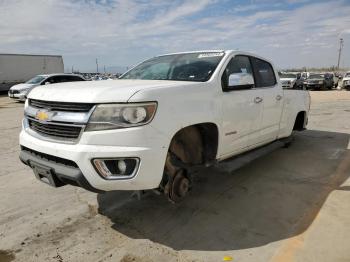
[45,82,51,85]
[225,72,254,91]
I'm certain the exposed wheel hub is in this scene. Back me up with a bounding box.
[169,170,190,202]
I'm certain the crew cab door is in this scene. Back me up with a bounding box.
[219,55,264,157]
[249,57,283,145]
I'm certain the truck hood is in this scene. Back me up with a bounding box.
[10,83,36,91]
[28,79,195,103]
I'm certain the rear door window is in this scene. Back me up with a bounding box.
[50,76,64,84]
[65,75,85,82]
[251,57,276,88]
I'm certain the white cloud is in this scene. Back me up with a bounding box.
[0,0,349,71]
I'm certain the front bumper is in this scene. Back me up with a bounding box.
[19,146,104,193]
[19,124,170,191]
[8,91,26,101]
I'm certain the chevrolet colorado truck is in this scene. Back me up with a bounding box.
[19,50,310,202]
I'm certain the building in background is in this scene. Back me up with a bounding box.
[0,54,64,91]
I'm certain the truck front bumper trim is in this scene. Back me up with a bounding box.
[19,146,104,193]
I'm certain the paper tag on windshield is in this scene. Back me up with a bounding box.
[198,52,224,58]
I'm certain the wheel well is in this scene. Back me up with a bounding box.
[170,123,219,165]
[293,111,306,131]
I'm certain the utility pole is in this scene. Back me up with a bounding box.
[104,65,106,73]
[71,65,74,73]
[337,38,344,70]
[96,58,99,73]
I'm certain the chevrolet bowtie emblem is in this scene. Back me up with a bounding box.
[35,110,49,121]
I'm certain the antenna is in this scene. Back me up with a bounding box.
[337,38,344,70]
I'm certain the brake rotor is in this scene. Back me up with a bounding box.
[169,169,190,203]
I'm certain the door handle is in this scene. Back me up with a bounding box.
[254,97,263,103]
[276,95,283,101]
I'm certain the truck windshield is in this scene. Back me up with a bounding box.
[26,75,46,84]
[120,52,225,82]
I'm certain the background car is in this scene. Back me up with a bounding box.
[324,73,335,89]
[339,72,350,90]
[304,73,333,90]
[279,72,304,89]
[279,72,297,89]
[8,73,86,101]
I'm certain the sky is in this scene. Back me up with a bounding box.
[0,0,350,72]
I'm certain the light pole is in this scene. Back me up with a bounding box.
[337,38,344,70]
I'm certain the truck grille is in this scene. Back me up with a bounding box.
[28,119,83,139]
[309,80,320,84]
[8,90,19,94]
[29,99,94,112]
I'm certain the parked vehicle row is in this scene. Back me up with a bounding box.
[278,70,349,91]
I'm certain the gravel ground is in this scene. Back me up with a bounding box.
[0,91,349,262]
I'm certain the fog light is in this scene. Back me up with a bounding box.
[117,160,127,175]
[92,158,139,179]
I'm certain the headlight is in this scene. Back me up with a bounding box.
[86,102,157,131]
[24,99,29,109]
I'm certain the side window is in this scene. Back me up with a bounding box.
[57,75,80,83]
[52,76,65,83]
[70,76,84,81]
[42,77,55,85]
[251,57,276,87]
[221,55,254,89]
[63,76,75,82]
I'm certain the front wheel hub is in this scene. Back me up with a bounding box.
[169,170,190,202]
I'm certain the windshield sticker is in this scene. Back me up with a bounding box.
[198,52,224,58]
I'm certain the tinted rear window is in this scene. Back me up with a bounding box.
[251,57,276,87]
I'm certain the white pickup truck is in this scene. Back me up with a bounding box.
[19,50,310,202]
